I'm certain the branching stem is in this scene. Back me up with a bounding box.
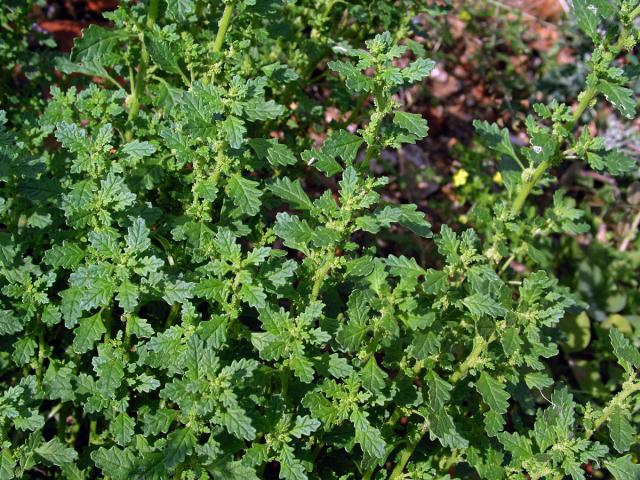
[509,16,639,215]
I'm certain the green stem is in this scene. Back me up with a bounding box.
[280,366,290,399]
[213,1,237,53]
[498,254,516,275]
[388,422,429,480]
[89,419,98,445]
[310,249,336,301]
[585,378,640,439]
[449,335,490,385]
[166,302,180,328]
[567,85,598,131]
[147,0,160,28]
[511,159,551,216]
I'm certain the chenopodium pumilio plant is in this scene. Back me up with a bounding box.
[1,1,640,480]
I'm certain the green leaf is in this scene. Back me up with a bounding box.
[323,130,365,164]
[166,0,195,22]
[243,98,284,121]
[473,120,519,164]
[402,58,436,82]
[609,406,635,453]
[227,175,263,216]
[605,455,640,480]
[117,279,140,313]
[222,407,256,440]
[221,115,246,149]
[110,413,135,447]
[303,148,343,176]
[11,338,36,366]
[239,283,267,309]
[269,177,313,210]
[427,408,469,449]
[424,371,452,410]
[249,139,297,166]
[386,254,425,278]
[462,293,506,318]
[43,242,85,269]
[290,416,321,438]
[393,111,429,139]
[498,431,532,462]
[35,438,78,466]
[96,359,125,395]
[91,447,135,480]
[163,279,194,304]
[476,372,510,414]
[360,357,387,394]
[572,0,599,41]
[410,332,440,361]
[71,25,128,64]
[482,410,504,438]
[125,217,151,253]
[290,356,315,383]
[524,372,553,390]
[278,447,307,480]
[610,328,640,373]
[336,292,370,351]
[146,33,181,74]
[267,142,297,166]
[599,81,636,119]
[72,312,106,354]
[0,450,15,480]
[351,410,386,459]
[164,428,197,468]
[559,312,591,353]
[274,213,314,253]
[81,278,115,310]
[328,60,372,92]
[121,140,156,161]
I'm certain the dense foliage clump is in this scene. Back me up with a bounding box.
[1,1,640,479]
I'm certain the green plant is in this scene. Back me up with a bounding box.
[1,1,640,479]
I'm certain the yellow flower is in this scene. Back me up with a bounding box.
[493,171,503,184]
[459,10,472,22]
[453,168,469,187]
